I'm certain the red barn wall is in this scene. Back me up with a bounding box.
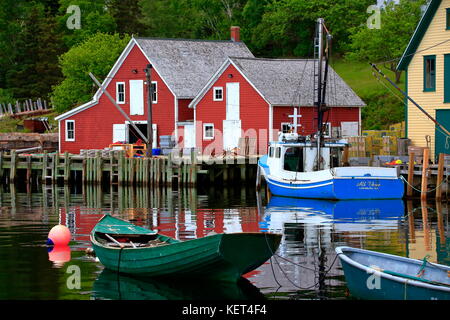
[59,44,175,154]
[195,64,269,154]
[178,99,194,122]
[273,106,360,136]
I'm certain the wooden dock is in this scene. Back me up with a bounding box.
[0,150,259,187]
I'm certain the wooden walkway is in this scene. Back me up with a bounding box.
[0,150,259,187]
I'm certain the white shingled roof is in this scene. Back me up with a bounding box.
[134,38,254,99]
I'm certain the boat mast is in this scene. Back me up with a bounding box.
[315,19,323,170]
[315,18,332,170]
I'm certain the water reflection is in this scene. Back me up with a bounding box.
[93,269,266,300]
[0,183,448,300]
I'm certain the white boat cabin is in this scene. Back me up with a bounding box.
[266,133,348,180]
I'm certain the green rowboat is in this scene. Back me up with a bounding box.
[91,215,281,282]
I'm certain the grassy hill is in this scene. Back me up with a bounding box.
[332,58,406,130]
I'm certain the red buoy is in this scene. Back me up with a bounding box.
[47,225,71,246]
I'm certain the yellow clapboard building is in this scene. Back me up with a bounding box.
[397,0,450,160]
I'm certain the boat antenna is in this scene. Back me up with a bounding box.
[370,63,450,138]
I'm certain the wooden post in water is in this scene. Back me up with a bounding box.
[436,200,446,246]
[436,153,445,201]
[130,157,135,186]
[10,150,16,183]
[420,148,429,201]
[96,151,102,184]
[26,155,32,183]
[0,152,3,182]
[167,152,173,186]
[407,200,415,243]
[407,152,415,197]
[42,151,48,184]
[191,150,197,186]
[421,200,431,250]
[53,153,59,184]
[64,152,70,184]
[82,156,87,185]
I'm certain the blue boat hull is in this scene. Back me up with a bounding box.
[339,254,450,300]
[265,176,404,200]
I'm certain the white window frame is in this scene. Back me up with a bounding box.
[203,123,214,140]
[324,122,332,138]
[116,82,125,104]
[281,122,291,133]
[213,87,223,101]
[65,120,75,142]
[151,81,158,104]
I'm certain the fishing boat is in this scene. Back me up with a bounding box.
[336,246,450,300]
[256,18,404,200]
[90,215,281,282]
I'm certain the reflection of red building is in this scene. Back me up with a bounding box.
[59,208,104,248]
[59,206,262,247]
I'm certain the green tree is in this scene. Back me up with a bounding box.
[347,0,426,83]
[108,0,146,36]
[57,0,117,47]
[248,0,373,57]
[138,0,202,38]
[138,0,246,40]
[51,33,130,113]
[1,2,64,100]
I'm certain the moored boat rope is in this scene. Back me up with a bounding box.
[263,232,340,290]
[400,175,450,193]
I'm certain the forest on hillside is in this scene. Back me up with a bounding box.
[0,0,427,129]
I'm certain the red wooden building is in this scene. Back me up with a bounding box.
[55,27,253,154]
[55,28,365,156]
[189,57,365,155]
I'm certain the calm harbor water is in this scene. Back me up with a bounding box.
[0,183,448,300]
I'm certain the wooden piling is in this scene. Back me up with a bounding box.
[96,151,102,184]
[406,200,415,243]
[9,150,16,183]
[26,155,32,183]
[420,148,429,201]
[436,153,445,201]
[64,152,70,183]
[407,152,415,197]
[42,151,48,184]
[0,152,3,182]
[167,153,173,186]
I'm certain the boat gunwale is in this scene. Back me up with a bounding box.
[336,246,450,292]
[91,219,281,252]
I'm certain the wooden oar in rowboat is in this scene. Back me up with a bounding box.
[104,233,124,248]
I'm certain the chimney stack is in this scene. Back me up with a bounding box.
[230,26,240,42]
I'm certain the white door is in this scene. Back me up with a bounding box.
[152,124,157,148]
[113,124,127,143]
[184,124,195,148]
[129,80,144,115]
[223,120,241,150]
[226,83,240,120]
